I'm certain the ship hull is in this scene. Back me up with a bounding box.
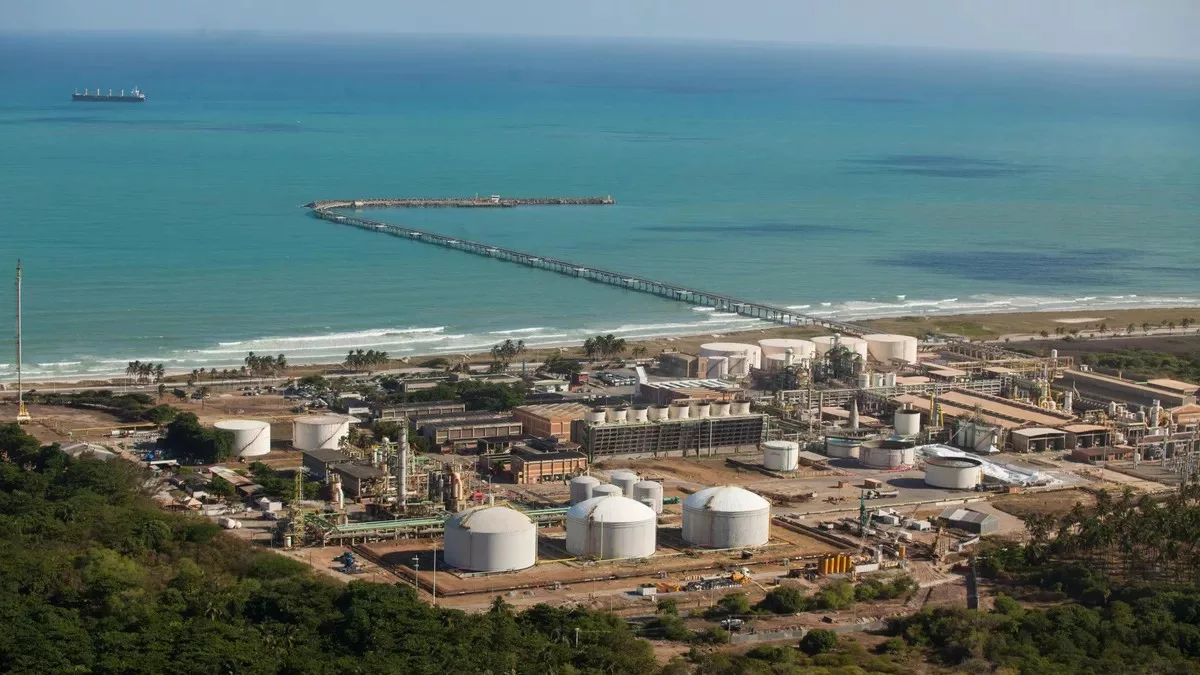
[72,95,145,103]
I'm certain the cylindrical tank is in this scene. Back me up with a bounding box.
[682,486,771,548]
[691,401,711,418]
[730,400,751,416]
[924,456,983,489]
[825,436,862,459]
[859,439,917,469]
[895,410,921,436]
[668,403,690,420]
[857,372,871,388]
[763,353,788,372]
[704,356,729,379]
[632,480,664,514]
[569,475,601,505]
[292,415,352,451]
[630,406,649,423]
[812,335,869,360]
[762,440,800,471]
[607,407,627,424]
[592,484,623,498]
[215,419,272,457]
[872,373,886,388]
[609,471,639,497]
[585,408,607,424]
[648,405,670,421]
[864,334,919,364]
[566,495,657,559]
[699,342,762,376]
[711,401,732,418]
[884,373,897,387]
[444,506,537,572]
[757,338,816,362]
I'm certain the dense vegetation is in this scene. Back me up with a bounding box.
[162,412,235,464]
[25,389,163,423]
[1078,347,1200,382]
[378,378,527,411]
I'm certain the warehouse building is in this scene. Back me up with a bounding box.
[512,403,592,440]
[1061,424,1111,450]
[938,507,1000,535]
[374,400,466,421]
[301,449,354,481]
[1070,447,1135,464]
[1010,427,1067,453]
[638,379,743,406]
[1056,370,1194,408]
[573,414,766,460]
[418,413,524,450]
[510,447,589,484]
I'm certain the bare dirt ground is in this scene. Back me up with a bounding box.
[989,488,1097,520]
[14,403,132,443]
[1023,333,1200,359]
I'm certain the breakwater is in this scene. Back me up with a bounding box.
[305,196,615,210]
[308,199,872,336]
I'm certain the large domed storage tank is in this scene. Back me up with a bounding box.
[699,343,762,376]
[825,436,862,459]
[215,419,272,458]
[924,456,983,489]
[292,415,352,451]
[859,439,917,469]
[812,336,869,360]
[632,480,664,514]
[864,334,919,364]
[762,440,800,471]
[566,496,657,559]
[609,471,639,497]
[757,339,816,363]
[444,506,537,572]
[682,486,771,549]
[569,475,601,505]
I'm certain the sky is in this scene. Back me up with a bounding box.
[6,0,1200,60]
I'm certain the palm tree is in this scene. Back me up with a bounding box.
[157,383,167,401]
[154,363,165,383]
[1142,322,1151,335]
[276,353,287,372]
[583,337,598,359]
[631,345,648,360]
[1126,323,1136,335]
[1168,321,1176,332]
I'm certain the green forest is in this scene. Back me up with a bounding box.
[4,422,1200,674]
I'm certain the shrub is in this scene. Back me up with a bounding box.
[800,629,839,655]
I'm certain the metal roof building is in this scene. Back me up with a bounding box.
[938,507,1000,535]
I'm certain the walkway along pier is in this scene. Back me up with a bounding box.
[308,198,872,336]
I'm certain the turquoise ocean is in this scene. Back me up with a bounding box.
[1,34,1198,382]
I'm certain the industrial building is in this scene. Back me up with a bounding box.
[331,463,388,500]
[1070,447,1136,464]
[374,400,467,420]
[939,507,1000,535]
[573,413,766,460]
[509,447,588,484]
[511,402,592,439]
[638,379,744,406]
[1061,424,1111,450]
[682,486,771,549]
[215,419,272,457]
[418,412,524,450]
[444,506,537,573]
[1010,427,1067,453]
[301,448,353,481]
[566,495,657,560]
[812,335,868,360]
[1056,370,1195,409]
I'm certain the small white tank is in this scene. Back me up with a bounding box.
[609,471,639,497]
[705,356,729,379]
[569,475,601,504]
[591,484,623,498]
[711,401,731,418]
[632,480,664,514]
[857,373,871,388]
[825,436,862,459]
[762,440,800,471]
[884,373,897,387]
[895,410,921,436]
[585,408,607,424]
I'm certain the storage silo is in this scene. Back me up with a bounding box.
[924,456,983,490]
[864,334,919,364]
[812,335,869,360]
[215,419,272,458]
[825,436,862,459]
[292,415,352,451]
[566,495,657,559]
[859,439,917,469]
[705,356,729,379]
[683,486,770,548]
[632,480,664,514]
[592,484,623,498]
[762,440,800,471]
[609,471,639,497]
[757,338,816,363]
[444,506,537,572]
[699,342,762,376]
[895,409,921,436]
[569,475,601,504]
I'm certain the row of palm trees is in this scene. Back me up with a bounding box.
[583,334,628,359]
[125,360,166,384]
[244,352,287,378]
[345,349,389,371]
[489,339,526,370]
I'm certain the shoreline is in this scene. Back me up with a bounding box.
[3,305,1198,390]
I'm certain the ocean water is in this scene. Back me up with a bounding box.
[1,34,1198,381]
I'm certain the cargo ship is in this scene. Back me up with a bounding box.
[72,87,145,103]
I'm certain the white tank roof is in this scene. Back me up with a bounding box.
[215,419,270,430]
[567,495,655,523]
[294,414,353,425]
[757,338,816,355]
[863,333,914,343]
[683,485,770,513]
[446,505,534,534]
[700,342,760,354]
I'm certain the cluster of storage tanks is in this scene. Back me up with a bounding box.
[699,333,917,377]
[585,400,751,425]
[698,342,762,377]
[823,436,917,470]
[811,334,918,365]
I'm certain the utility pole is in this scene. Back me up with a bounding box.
[15,261,30,423]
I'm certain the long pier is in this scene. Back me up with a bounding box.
[308,199,872,335]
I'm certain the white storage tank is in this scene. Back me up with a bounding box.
[763,353,789,372]
[857,372,872,388]
[825,436,862,459]
[895,409,921,436]
[630,406,650,423]
[585,408,607,424]
[924,456,983,490]
[812,335,869,360]
[711,401,731,418]
[704,356,729,379]
[683,486,771,548]
[292,415,352,451]
[569,475,601,505]
[444,506,537,572]
[648,405,670,421]
[730,400,752,416]
[215,419,272,458]
[762,440,800,471]
[699,342,762,376]
[592,484,623,498]
[859,439,917,469]
[566,495,657,559]
[609,471,639,497]
[757,338,817,362]
[632,480,664,514]
[864,334,919,364]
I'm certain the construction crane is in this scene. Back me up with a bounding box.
[14,261,30,424]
